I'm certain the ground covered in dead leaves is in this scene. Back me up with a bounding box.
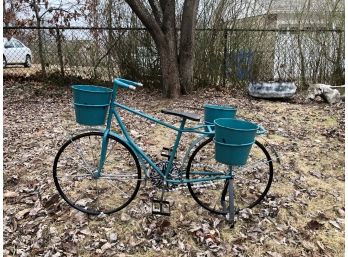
[3,79,345,257]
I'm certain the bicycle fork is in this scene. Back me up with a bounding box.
[95,129,111,178]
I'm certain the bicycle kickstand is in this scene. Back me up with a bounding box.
[152,186,171,216]
[228,166,235,227]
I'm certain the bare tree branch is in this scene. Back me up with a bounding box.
[39,7,70,19]
[124,0,164,44]
[148,0,163,25]
[159,0,176,32]
[180,0,199,45]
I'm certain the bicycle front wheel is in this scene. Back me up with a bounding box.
[186,138,273,215]
[53,132,141,215]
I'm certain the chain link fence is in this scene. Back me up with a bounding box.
[3,26,345,89]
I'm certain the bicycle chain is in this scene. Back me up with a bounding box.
[168,179,226,192]
[168,160,272,192]
[149,162,229,192]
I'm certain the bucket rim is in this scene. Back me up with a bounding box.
[214,118,258,131]
[72,85,113,93]
[74,103,110,107]
[214,139,254,146]
[203,104,237,111]
[204,104,236,110]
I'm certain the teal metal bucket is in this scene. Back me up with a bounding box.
[214,118,258,144]
[72,85,113,105]
[72,85,113,126]
[204,104,237,131]
[74,103,109,126]
[214,140,254,166]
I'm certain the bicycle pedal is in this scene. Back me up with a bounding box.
[152,199,171,216]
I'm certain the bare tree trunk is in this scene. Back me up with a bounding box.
[158,43,181,98]
[125,0,199,98]
[179,0,199,94]
[32,0,47,77]
[158,1,180,98]
[126,0,182,98]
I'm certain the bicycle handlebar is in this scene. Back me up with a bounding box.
[114,78,142,90]
[118,78,143,87]
[257,124,267,135]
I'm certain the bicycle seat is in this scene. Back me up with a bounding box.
[161,109,200,122]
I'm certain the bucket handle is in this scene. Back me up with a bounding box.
[206,124,214,133]
[257,125,267,135]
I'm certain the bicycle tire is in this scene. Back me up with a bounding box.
[53,131,141,215]
[186,137,273,215]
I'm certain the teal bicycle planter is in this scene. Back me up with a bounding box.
[54,78,275,226]
[72,85,113,126]
[214,118,258,144]
[204,104,237,131]
[214,140,254,166]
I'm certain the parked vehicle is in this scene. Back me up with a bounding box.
[3,37,32,68]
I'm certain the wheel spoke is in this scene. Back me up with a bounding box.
[104,140,117,164]
[60,154,94,175]
[235,158,272,172]
[88,135,99,168]
[55,174,93,179]
[99,173,140,180]
[103,179,130,198]
[70,138,95,173]
[95,178,100,212]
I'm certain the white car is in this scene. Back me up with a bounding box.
[3,37,32,68]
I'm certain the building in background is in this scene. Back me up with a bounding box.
[228,0,344,85]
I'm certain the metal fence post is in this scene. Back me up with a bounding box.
[223,29,228,87]
[56,27,65,77]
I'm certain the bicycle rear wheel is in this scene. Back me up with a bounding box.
[186,138,273,215]
[53,131,141,215]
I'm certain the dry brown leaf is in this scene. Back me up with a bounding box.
[317,241,325,251]
[267,251,282,257]
[302,241,317,251]
[15,208,31,220]
[305,220,324,230]
[4,191,19,198]
[329,220,341,229]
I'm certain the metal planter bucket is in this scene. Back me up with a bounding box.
[72,85,113,126]
[74,103,110,126]
[204,104,237,131]
[72,85,113,105]
[214,118,258,166]
[214,140,254,166]
[214,118,258,144]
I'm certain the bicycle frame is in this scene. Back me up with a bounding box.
[96,79,233,185]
